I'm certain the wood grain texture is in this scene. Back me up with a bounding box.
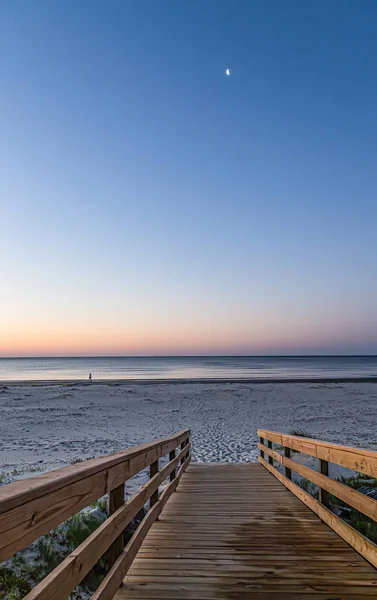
[260,443,377,522]
[92,457,191,600]
[259,456,377,570]
[0,429,190,513]
[114,462,377,600]
[0,430,190,561]
[258,428,377,478]
[22,445,191,600]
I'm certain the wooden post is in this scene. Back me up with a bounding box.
[150,459,159,508]
[319,459,330,507]
[169,449,176,482]
[181,438,189,464]
[259,436,264,459]
[268,440,273,465]
[284,447,292,480]
[108,483,125,571]
[185,437,190,461]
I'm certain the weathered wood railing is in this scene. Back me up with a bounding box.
[0,428,191,600]
[258,429,377,568]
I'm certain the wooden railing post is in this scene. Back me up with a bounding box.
[108,483,125,571]
[181,437,190,464]
[169,449,176,481]
[319,459,330,507]
[185,436,190,461]
[259,436,265,459]
[268,440,273,465]
[150,459,159,507]
[284,447,292,480]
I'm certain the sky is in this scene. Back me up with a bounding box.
[1,0,377,356]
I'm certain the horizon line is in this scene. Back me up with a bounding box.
[1,354,377,359]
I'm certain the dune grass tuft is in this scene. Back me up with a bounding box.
[0,565,32,600]
[289,428,317,439]
[0,500,109,599]
[64,512,105,552]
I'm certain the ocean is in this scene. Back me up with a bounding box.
[0,355,377,381]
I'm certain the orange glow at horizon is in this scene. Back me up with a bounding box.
[1,316,372,357]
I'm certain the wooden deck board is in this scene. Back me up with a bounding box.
[114,463,377,599]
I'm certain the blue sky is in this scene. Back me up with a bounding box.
[1,1,377,355]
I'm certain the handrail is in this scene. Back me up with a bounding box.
[258,428,377,569]
[0,429,191,600]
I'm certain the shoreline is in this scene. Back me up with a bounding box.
[1,376,377,386]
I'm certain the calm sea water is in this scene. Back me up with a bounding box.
[0,356,377,381]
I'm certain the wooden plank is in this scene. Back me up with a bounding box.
[258,428,377,478]
[0,431,190,561]
[0,429,190,513]
[118,580,377,594]
[129,561,374,572]
[257,430,283,445]
[259,456,377,569]
[123,572,377,585]
[260,445,377,523]
[132,555,373,566]
[22,446,190,600]
[116,592,375,600]
[136,551,371,561]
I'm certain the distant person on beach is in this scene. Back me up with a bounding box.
[89,373,92,382]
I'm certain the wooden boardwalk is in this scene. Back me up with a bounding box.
[2,429,377,600]
[115,463,377,599]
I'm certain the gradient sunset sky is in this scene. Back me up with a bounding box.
[1,1,377,357]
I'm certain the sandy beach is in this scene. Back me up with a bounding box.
[1,381,376,479]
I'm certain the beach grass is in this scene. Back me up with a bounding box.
[0,565,32,600]
[0,499,110,599]
[295,471,377,544]
[289,428,318,439]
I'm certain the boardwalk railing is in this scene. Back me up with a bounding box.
[258,428,377,569]
[0,429,191,600]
